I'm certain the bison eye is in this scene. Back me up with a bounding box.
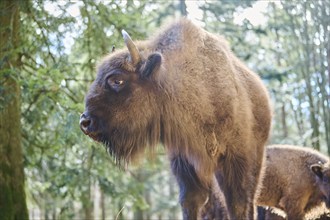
[107,76,126,92]
[114,79,124,85]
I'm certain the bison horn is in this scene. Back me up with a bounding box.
[121,30,141,66]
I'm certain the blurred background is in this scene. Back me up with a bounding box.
[0,0,329,219]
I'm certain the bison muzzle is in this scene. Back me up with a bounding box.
[80,18,272,220]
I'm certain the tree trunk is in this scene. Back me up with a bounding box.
[283,2,321,149]
[82,146,95,220]
[301,2,321,150]
[133,208,144,220]
[280,103,288,138]
[290,100,304,141]
[322,1,330,92]
[169,174,179,219]
[133,171,145,220]
[100,189,105,220]
[274,25,288,139]
[145,189,151,220]
[179,0,187,16]
[0,1,29,219]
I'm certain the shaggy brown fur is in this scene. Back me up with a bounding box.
[257,206,286,220]
[257,145,330,220]
[258,206,330,220]
[80,18,272,219]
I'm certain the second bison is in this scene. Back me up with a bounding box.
[258,145,330,219]
[80,18,272,219]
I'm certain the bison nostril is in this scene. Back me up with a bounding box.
[81,118,91,128]
[79,116,91,134]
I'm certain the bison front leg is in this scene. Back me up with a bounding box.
[171,156,209,220]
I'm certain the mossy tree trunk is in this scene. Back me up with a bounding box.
[81,146,95,220]
[0,1,29,219]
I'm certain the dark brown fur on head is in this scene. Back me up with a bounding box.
[311,162,330,208]
[83,49,163,166]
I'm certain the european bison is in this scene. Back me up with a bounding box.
[80,18,272,219]
[257,145,330,220]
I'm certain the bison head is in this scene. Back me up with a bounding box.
[311,162,330,208]
[80,30,163,165]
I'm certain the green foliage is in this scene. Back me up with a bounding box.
[2,0,328,219]
[17,1,182,219]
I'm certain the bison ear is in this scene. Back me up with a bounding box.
[311,164,323,179]
[140,53,162,78]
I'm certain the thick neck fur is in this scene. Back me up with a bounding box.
[159,94,203,154]
[305,188,324,212]
[107,111,161,166]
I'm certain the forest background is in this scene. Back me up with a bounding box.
[0,0,329,219]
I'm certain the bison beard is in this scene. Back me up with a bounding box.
[80,18,272,219]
